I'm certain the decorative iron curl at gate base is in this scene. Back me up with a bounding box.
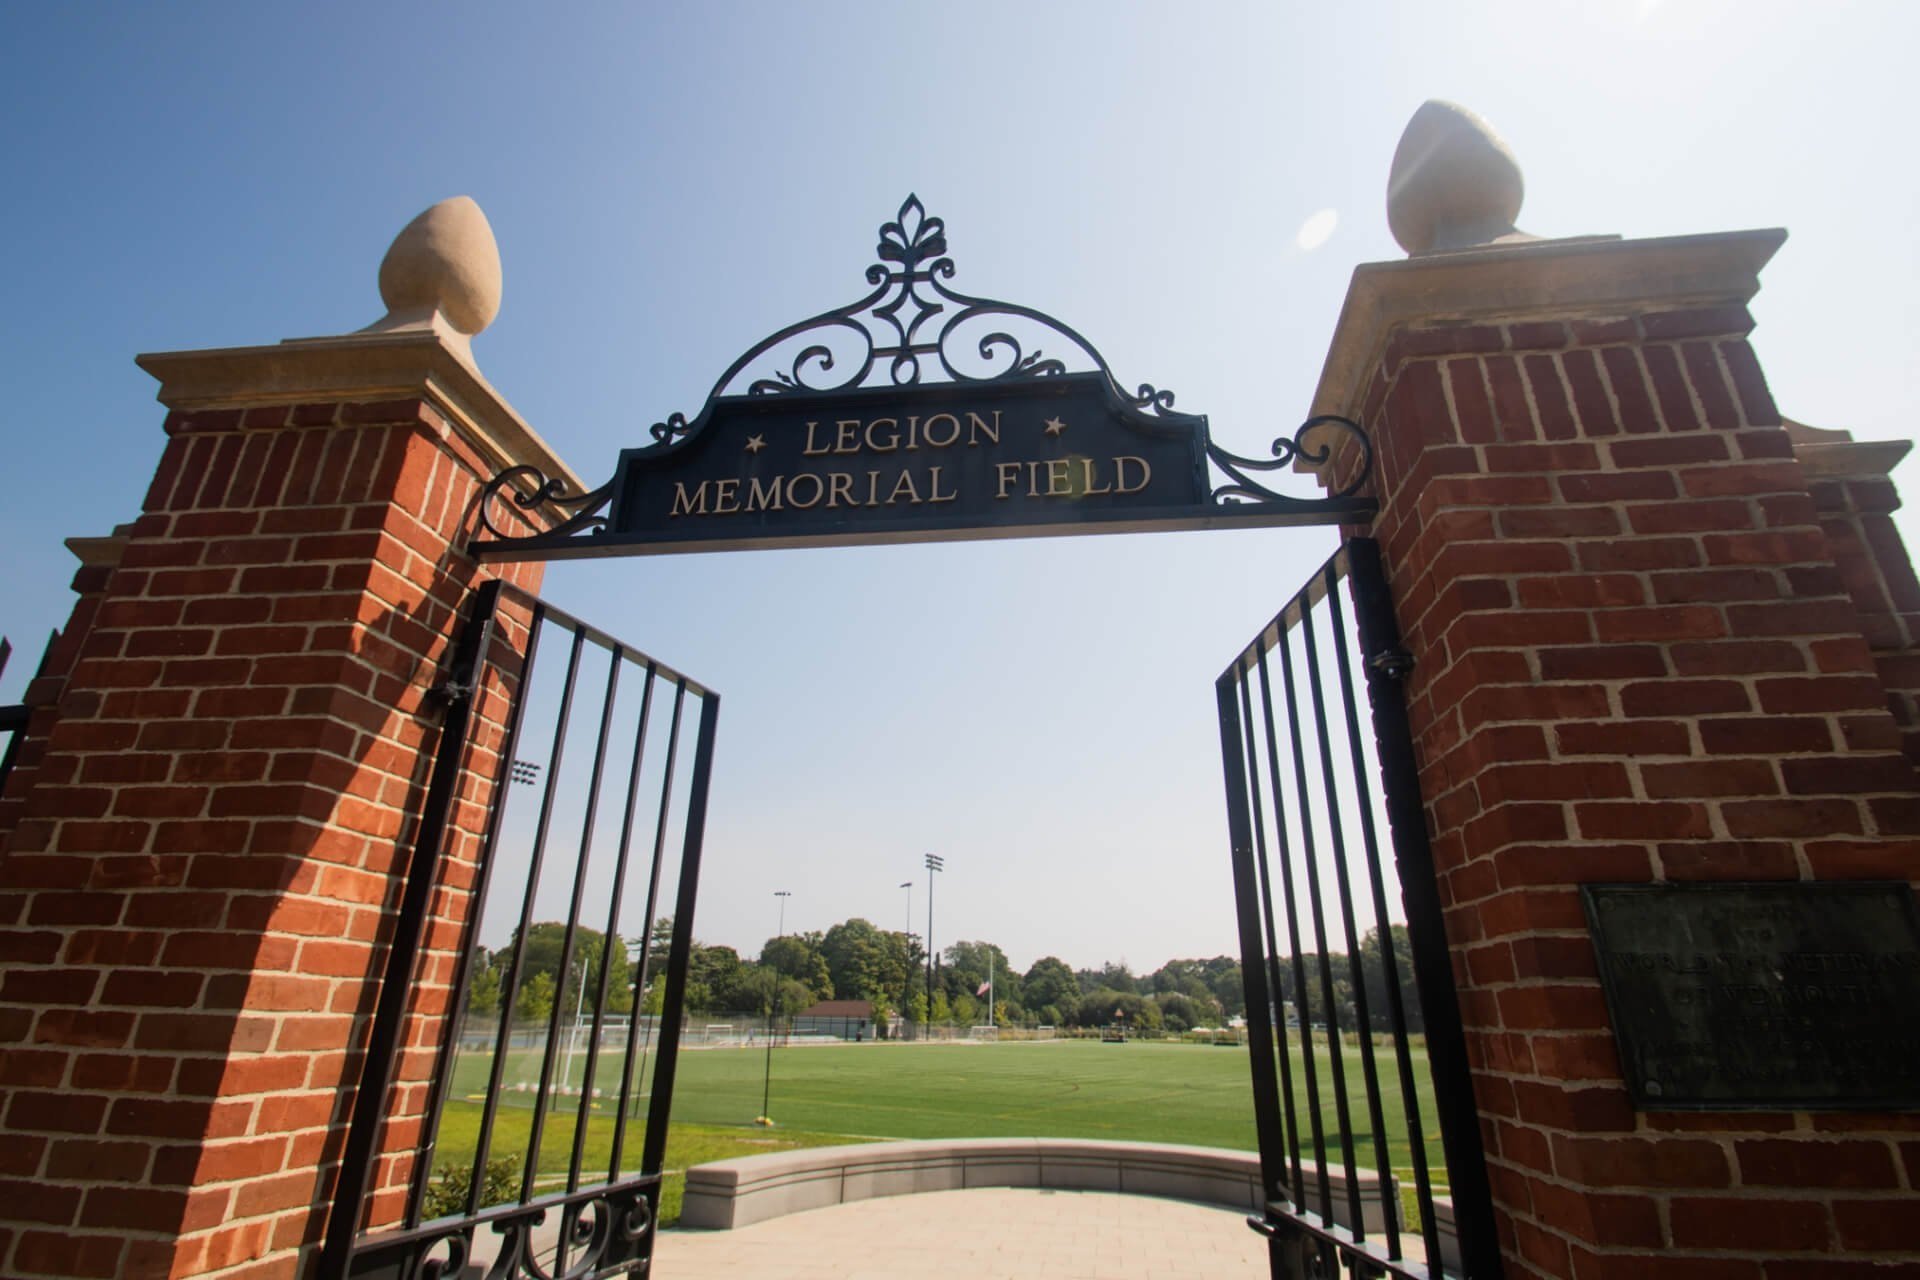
[343,1175,656,1280]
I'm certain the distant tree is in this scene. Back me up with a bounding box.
[466,962,502,1018]
[907,991,929,1025]
[943,940,1015,1009]
[820,918,902,1003]
[761,933,832,1000]
[501,923,632,1019]
[1073,988,1159,1031]
[952,992,978,1026]
[1154,991,1199,1033]
[1199,957,1245,1018]
[1022,957,1077,1014]
[514,971,554,1025]
[1357,925,1422,1033]
[930,991,950,1024]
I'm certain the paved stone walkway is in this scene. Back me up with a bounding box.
[654,1188,1270,1279]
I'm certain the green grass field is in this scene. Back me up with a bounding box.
[428,1037,1444,1224]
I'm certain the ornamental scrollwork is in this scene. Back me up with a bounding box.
[654,193,1181,421]
[476,466,614,542]
[1207,415,1372,505]
[344,1176,656,1280]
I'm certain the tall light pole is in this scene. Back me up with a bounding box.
[899,881,913,1041]
[924,853,944,1035]
[759,890,791,1125]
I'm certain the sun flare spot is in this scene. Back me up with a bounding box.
[1294,208,1339,252]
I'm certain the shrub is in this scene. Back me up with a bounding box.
[421,1156,519,1221]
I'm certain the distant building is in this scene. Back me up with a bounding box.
[793,999,875,1041]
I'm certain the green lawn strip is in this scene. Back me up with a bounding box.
[428,1105,863,1227]
[430,1039,1447,1224]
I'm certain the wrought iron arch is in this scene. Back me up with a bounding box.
[473,195,1372,558]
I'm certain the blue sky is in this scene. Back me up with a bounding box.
[2,2,1916,972]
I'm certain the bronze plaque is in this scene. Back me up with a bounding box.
[1583,882,1920,1109]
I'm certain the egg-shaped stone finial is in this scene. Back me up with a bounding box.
[1387,101,1531,255]
[374,196,502,337]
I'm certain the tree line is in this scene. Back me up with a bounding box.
[462,916,1424,1035]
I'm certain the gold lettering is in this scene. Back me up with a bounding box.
[669,481,710,517]
[865,469,882,506]
[835,420,861,454]
[1079,456,1113,496]
[746,476,784,512]
[828,472,856,508]
[966,411,1001,447]
[802,421,831,456]
[864,418,900,452]
[905,415,919,450]
[927,465,957,503]
[888,471,923,505]
[1046,459,1073,497]
[995,461,1023,500]
[786,472,825,509]
[711,478,740,514]
[922,413,961,448]
[1114,455,1151,494]
[1025,460,1045,497]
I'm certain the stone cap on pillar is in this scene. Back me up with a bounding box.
[133,195,581,492]
[1309,227,1787,422]
[1785,418,1913,480]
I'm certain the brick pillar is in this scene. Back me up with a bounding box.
[0,332,573,1279]
[1796,426,1920,773]
[1313,230,1920,1275]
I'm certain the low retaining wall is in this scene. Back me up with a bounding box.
[678,1138,1397,1237]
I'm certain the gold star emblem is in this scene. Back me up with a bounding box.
[745,433,767,454]
[1043,416,1067,436]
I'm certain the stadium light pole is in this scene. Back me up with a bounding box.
[760,890,791,1125]
[924,853,944,1035]
[899,881,913,1040]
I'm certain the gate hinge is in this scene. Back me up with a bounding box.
[428,673,476,707]
[1365,647,1415,681]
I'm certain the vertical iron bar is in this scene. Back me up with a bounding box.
[405,591,541,1229]
[469,616,578,1211]
[639,690,722,1182]
[609,681,687,1177]
[1237,666,1304,1204]
[1346,538,1502,1279]
[1215,671,1291,1278]
[314,580,503,1280]
[1299,578,1390,1249]
[585,659,657,1185]
[1325,561,1444,1271]
[1277,612,1360,1233]
[1262,637,1334,1226]
[560,649,626,1201]
[522,637,622,1209]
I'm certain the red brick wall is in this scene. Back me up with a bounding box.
[0,395,544,1279]
[1804,457,1920,773]
[1357,305,1920,1275]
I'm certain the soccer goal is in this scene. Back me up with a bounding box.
[968,1024,999,1041]
[1033,1024,1057,1040]
[702,1023,738,1046]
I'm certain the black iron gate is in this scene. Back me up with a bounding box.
[1215,538,1500,1279]
[317,579,720,1279]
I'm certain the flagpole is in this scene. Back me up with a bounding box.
[988,952,994,1028]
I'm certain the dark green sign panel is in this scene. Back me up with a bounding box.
[1584,882,1920,1109]
[604,374,1208,553]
